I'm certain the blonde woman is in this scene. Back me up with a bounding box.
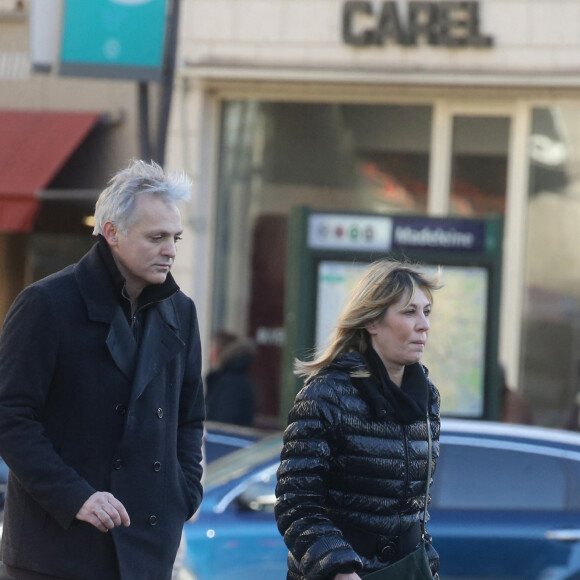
[275,259,441,580]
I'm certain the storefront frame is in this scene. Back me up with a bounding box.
[178,71,580,402]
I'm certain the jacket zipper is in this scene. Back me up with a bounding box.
[402,424,410,509]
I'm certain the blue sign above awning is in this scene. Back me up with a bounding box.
[59,0,168,81]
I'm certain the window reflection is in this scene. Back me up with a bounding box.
[521,107,580,429]
[214,102,432,424]
[449,115,509,216]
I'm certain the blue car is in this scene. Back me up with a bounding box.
[203,420,271,464]
[183,419,580,580]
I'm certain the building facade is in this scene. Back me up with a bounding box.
[170,0,580,428]
[2,0,579,429]
[0,0,140,322]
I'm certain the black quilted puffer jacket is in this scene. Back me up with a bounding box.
[275,351,440,580]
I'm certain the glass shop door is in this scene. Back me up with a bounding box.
[428,101,530,395]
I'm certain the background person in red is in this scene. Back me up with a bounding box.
[0,160,205,580]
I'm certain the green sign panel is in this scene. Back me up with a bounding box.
[60,0,168,81]
[281,207,504,424]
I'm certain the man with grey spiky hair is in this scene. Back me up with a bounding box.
[0,159,205,580]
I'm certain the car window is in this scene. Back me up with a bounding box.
[431,442,571,510]
[203,440,245,464]
[205,435,282,489]
[236,473,277,512]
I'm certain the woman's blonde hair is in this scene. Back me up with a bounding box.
[294,259,440,380]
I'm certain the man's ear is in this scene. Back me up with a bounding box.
[102,222,119,246]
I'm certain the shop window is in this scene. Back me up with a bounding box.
[213,101,432,424]
[520,107,580,429]
[449,115,509,216]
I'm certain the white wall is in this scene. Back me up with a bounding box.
[178,0,580,81]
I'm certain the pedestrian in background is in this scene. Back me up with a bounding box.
[205,331,256,427]
[0,159,205,580]
[275,260,441,580]
[499,365,534,425]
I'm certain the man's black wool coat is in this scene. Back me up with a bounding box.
[0,242,205,580]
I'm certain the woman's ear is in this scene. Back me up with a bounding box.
[366,322,377,335]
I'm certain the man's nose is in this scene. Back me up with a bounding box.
[162,239,177,258]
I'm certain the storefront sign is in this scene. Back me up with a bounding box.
[343,1,493,47]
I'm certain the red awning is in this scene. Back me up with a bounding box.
[0,110,100,233]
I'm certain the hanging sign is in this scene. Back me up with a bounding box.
[59,0,169,81]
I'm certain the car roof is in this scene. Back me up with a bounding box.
[205,418,580,454]
[441,417,580,448]
[205,420,273,441]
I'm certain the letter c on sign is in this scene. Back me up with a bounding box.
[343,1,375,46]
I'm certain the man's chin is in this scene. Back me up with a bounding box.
[148,273,169,285]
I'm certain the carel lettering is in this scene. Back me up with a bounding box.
[342,1,493,47]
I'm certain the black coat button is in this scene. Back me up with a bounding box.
[115,404,127,416]
[112,458,122,470]
[378,539,397,562]
[149,515,158,526]
[156,408,164,419]
[153,461,162,472]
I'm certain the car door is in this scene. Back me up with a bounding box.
[428,434,580,580]
[206,470,287,580]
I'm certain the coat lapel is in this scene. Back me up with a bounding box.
[106,309,138,381]
[131,300,185,401]
[75,244,138,381]
[75,243,185,394]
